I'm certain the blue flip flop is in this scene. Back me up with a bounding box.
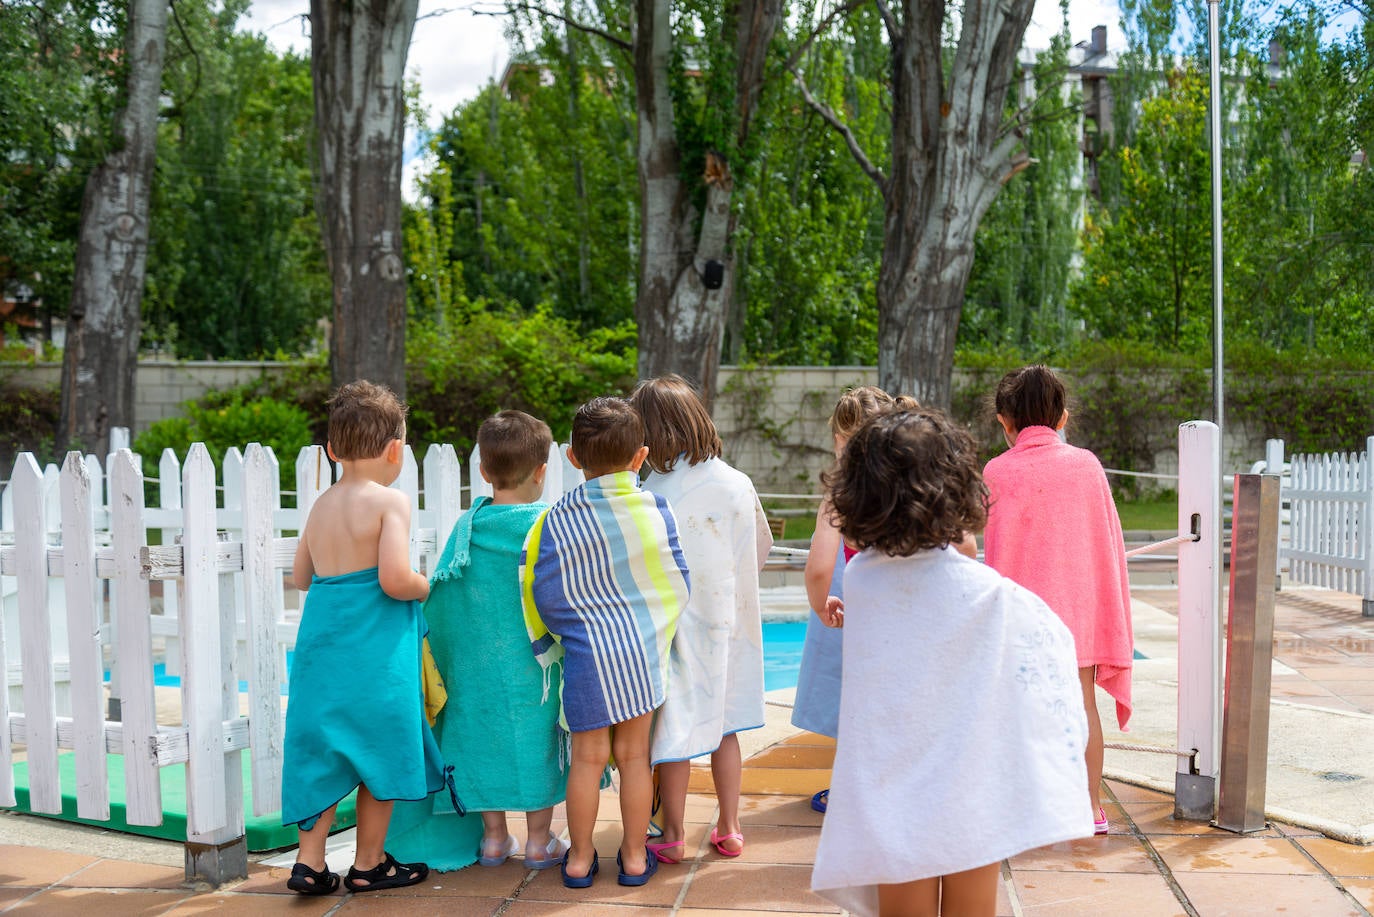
[560,850,599,888]
[811,789,829,814]
[616,846,659,887]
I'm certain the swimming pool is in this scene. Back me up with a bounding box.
[762,619,807,691]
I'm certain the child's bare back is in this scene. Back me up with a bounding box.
[294,478,427,602]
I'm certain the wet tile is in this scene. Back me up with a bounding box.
[1150,835,1321,875]
[333,896,504,916]
[516,855,685,908]
[1171,872,1363,915]
[1012,871,1186,916]
[737,767,830,796]
[744,746,836,769]
[0,846,98,886]
[0,887,37,909]
[1103,781,1171,804]
[6,888,190,915]
[507,904,671,915]
[738,794,825,828]
[680,862,840,912]
[1344,877,1374,911]
[1123,803,1278,837]
[165,892,339,915]
[1274,821,1324,838]
[777,733,835,748]
[60,859,187,889]
[1297,837,1374,877]
[1011,835,1158,873]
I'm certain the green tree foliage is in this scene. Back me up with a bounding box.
[143,2,328,358]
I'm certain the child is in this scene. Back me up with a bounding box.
[629,375,772,862]
[384,410,568,871]
[521,397,691,888]
[810,408,1093,916]
[982,364,1134,835]
[282,380,442,895]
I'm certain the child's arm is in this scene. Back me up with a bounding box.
[804,498,841,619]
[377,488,430,602]
[291,525,315,592]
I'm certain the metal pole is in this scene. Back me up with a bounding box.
[1208,0,1225,437]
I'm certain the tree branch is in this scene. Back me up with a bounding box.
[782,0,869,74]
[873,0,899,45]
[789,65,888,193]
[473,2,631,52]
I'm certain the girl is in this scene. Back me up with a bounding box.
[630,375,772,862]
[810,408,1093,917]
[982,365,1134,835]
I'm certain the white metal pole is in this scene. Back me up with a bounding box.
[1208,0,1225,438]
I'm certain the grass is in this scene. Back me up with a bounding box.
[766,493,1180,543]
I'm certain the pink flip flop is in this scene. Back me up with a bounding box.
[710,828,744,858]
[646,839,684,864]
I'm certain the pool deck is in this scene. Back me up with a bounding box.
[2,580,1374,915]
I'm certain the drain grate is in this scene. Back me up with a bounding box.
[1318,771,1363,783]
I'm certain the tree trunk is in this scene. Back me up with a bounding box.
[58,0,169,456]
[310,0,417,397]
[870,0,1036,407]
[632,0,779,406]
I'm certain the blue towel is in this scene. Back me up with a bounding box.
[282,567,446,830]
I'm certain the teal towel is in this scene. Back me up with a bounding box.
[281,567,445,830]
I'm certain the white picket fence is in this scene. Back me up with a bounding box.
[1259,436,1374,616]
[0,437,582,875]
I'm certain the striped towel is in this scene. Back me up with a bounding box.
[521,470,691,732]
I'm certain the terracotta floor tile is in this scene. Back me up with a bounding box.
[361,860,531,897]
[710,824,818,866]
[737,767,830,796]
[506,903,671,915]
[230,863,333,896]
[738,795,825,829]
[1010,836,1159,874]
[679,862,840,913]
[778,733,835,748]
[333,895,504,915]
[0,846,97,886]
[1170,872,1364,916]
[1124,802,1279,837]
[1012,871,1186,916]
[1297,837,1374,877]
[744,746,837,769]
[1329,680,1374,696]
[0,887,37,909]
[164,891,339,915]
[1295,664,1374,681]
[5,888,190,915]
[60,859,187,889]
[1274,820,1324,838]
[1343,877,1374,911]
[515,855,686,908]
[1150,835,1321,875]
[680,793,724,824]
[1103,781,1172,804]
[1096,800,1127,834]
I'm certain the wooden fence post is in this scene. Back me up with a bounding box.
[13,453,60,813]
[242,443,284,816]
[160,449,183,676]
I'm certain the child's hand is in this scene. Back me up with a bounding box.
[822,596,845,628]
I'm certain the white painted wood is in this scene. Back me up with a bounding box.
[1177,421,1222,786]
[0,460,13,805]
[241,444,284,816]
[423,444,462,571]
[109,427,131,455]
[295,445,330,525]
[221,447,249,680]
[398,444,420,569]
[541,441,564,503]
[469,444,492,501]
[13,453,60,813]
[559,442,584,492]
[109,450,162,825]
[9,713,251,765]
[159,449,183,676]
[180,444,228,835]
[60,453,109,820]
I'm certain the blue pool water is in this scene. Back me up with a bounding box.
[762,620,807,691]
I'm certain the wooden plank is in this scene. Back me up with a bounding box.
[13,453,60,813]
[294,445,330,526]
[110,450,162,825]
[469,444,491,502]
[0,462,13,806]
[9,714,251,764]
[241,445,284,817]
[398,445,420,569]
[60,453,109,820]
[160,449,183,677]
[180,444,228,836]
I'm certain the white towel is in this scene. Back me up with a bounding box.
[811,547,1094,915]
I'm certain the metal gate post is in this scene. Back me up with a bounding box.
[1216,473,1280,833]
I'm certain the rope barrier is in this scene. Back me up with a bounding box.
[1102,468,1181,481]
[1105,741,1197,762]
[1125,533,1200,558]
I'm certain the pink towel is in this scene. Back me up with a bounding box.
[983,426,1133,730]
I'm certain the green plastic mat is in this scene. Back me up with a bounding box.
[6,753,357,851]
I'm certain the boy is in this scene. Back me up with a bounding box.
[522,397,690,888]
[385,410,569,871]
[282,380,443,895]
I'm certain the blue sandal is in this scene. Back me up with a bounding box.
[811,789,829,814]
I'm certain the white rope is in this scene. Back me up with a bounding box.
[1125,534,1200,558]
[1105,741,1196,761]
[1102,468,1181,481]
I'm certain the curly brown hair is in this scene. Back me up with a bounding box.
[823,408,988,556]
[326,380,407,460]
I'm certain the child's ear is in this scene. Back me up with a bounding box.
[995,414,1018,442]
[533,463,548,486]
[386,438,404,464]
[1055,409,1069,431]
[325,441,339,463]
[566,446,583,470]
[629,445,650,473]
[478,465,493,485]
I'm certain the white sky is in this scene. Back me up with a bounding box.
[242,0,1126,193]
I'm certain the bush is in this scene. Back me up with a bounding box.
[0,380,61,474]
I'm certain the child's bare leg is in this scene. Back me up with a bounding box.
[525,806,557,859]
[481,811,511,858]
[611,711,654,877]
[655,759,690,847]
[710,732,743,853]
[934,862,1000,916]
[353,784,394,871]
[295,803,338,872]
[876,875,939,916]
[566,726,611,878]
[1079,666,1104,815]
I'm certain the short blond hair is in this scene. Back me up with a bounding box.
[327,380,406,460]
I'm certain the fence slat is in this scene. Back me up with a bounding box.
[0,469,12,805]
[110,450,162,825]
[398,445,420,569]
[242,444,284,816]
[13,453,60,813]
[159,449,183,676]
[181,444,228,835]
[60,453,109,820]
[423,444,462,569]
[295,446,330,524]
[469,444,491,503]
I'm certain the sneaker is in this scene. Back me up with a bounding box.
[1094,808,1109,835]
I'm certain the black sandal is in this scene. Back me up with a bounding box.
[286,861,340,895]
[344,851,429,893]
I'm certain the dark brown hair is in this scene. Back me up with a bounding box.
[570,397,644,474]
[629,374,722,474]
[994,364,1066,432]
[326,380,406,460]
[478,410,553,489]
[824,408,988,556]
